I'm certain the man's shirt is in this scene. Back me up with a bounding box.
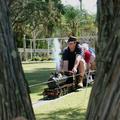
[62,43,82,70]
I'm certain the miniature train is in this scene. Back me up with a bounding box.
[43,71,95,99]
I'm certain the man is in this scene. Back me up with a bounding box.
[61,36,86,88]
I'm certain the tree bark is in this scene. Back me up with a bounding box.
[0,0,35,120]
[86,0,120,120]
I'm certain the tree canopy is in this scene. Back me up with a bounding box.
[9,0,96,48]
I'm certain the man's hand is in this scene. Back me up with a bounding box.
[72,67,77,73]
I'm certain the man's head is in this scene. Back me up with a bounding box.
[67,36,77,51]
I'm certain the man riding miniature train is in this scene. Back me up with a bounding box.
[59,35,96,88]
[58,36,85,88]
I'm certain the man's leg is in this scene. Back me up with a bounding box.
[77,60,86,88]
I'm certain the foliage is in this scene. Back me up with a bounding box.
[62,5,96,36]
[31,57,41,61]
[22,0,63,37]
[31,56,53,61]
[10,0,64,47]
[9,0,96,48]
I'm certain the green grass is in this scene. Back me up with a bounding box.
[22,62,92,120]
[34,87,91,120]
[22,62,56,102]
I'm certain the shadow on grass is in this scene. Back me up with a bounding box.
[25,68,55,84]
[35,107,86,120]
[24,68,55,93]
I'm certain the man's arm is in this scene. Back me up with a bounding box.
[72,55,82,73]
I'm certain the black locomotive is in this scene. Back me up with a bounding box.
[43,71,95,99]
[43,72,81,99]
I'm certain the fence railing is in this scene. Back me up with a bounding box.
[18,35,97,61]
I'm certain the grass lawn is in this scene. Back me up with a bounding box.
[22,62,56,102]
[22,62,92,120]
[34,87,91,120]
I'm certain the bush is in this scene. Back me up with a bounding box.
[31,57,41,61]
[31,56,53,61]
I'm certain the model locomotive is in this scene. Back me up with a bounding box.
[43,71,88,99]
[43,72,74,98]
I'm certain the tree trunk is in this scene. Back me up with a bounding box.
[86,0,120,120]
[0,0,35,120]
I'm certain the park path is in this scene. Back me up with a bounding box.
[33,99,54,109]
[32,94,68,109]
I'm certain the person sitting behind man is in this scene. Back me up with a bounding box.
[61,36,86,88]
[81,43,96,71]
